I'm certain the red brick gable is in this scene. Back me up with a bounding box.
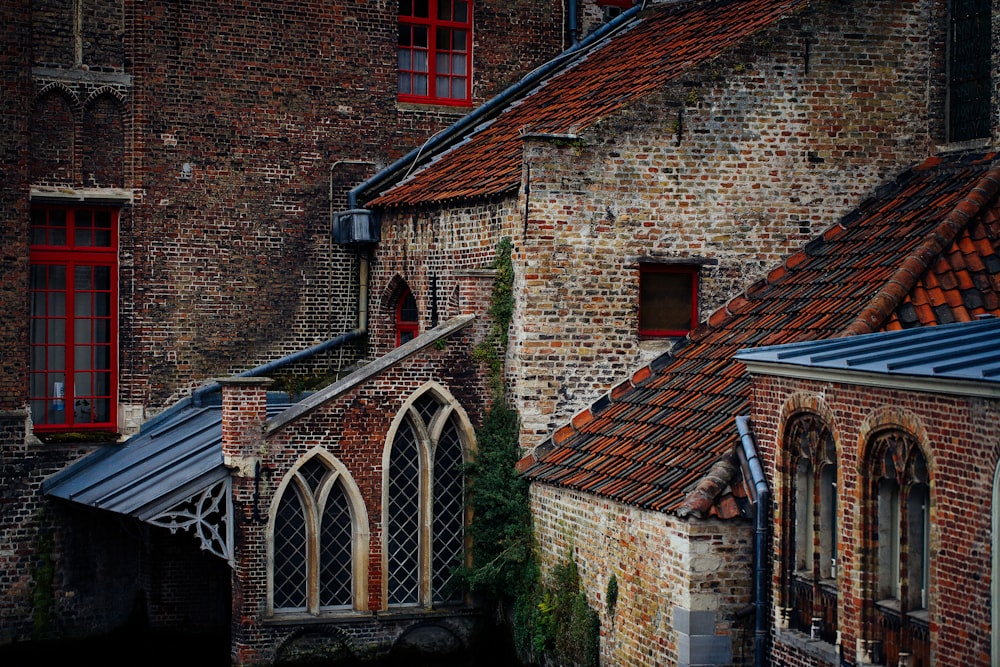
[367,0,810,209]
[521,152,1000,513]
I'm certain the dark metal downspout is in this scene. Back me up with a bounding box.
[736,415,770,667]
[569,0,578,45]
[344,2,642,210]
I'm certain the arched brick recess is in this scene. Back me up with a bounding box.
[81,92,125,187]
[31,87,77,185]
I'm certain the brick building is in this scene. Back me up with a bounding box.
[5,0,1000,666]
[0,0,574,661]
[739,318,1000,667]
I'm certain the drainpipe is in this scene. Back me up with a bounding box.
[736,415,770,667]
[343,2,642,210]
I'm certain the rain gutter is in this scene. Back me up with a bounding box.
[344,3,643,210]
[736,414,770,667]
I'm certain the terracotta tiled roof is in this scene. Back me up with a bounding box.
[521,152,1000,514]
[367,0,810,209]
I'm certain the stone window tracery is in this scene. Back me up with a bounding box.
[782,412,838,644]
[384,384,471,607]
[269,452,369,615]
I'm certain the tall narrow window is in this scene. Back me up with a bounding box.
[948,0,992,142]
[396,287,419,346]
[638,264,698,338]
[398,0,472,105]
[270,453,368,615]
[385,386,471,608]
[29,206,117,431]
[783,413,838,644]
[867,430,931,666]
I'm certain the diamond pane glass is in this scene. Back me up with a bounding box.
[273,487,308,610]
[388,420,421,605]
[432,417,465,602]
[319,480,353,609]
[299,457,328,496]
[413,393,439,426]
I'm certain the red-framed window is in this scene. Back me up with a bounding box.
[29,206,118,431]
[638,264,698,338]
[396,287,419,346]
[398,0,472,106]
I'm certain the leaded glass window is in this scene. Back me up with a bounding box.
[271,454,364,614]
[385,387,470,608]
[949,0,992,142]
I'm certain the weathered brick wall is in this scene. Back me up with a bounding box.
[750,374,1000,666]
[370,201,521,357]
[11,0,567,422]
[510,0,944,442]
[530,484,755,667]
[227,327,488,665]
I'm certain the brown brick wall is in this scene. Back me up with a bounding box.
[530,483,755,666]
[510,0,944,442]
[228,328,488,664]
[751,374,1000,666]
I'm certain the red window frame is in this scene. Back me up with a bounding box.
[638,264,698,338]
[29,205,118,432]
[398,0,472,106]
[396,287,419,347]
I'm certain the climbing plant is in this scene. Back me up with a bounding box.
[459,237,533,601]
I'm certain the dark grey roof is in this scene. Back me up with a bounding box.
[735,317,1000,389]
[43,398,291,521]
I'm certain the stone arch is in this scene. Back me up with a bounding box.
[273,625,358,665]
[267,446,370,615]
[31,86,78,184]
[381,381,476,608]
[379,273,411,318]
[81,91,125,187]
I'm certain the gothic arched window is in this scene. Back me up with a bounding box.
[269,452,369,615]
[385,385,471,607]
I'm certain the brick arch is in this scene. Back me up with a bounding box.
[773,392,841,639]
[266,446,370,614]
[855,409,932,665]
[378,273,411,317]
[856,407,932,475]
[81,91,126,187]
[31,86,79,185]
[775,391,841,482]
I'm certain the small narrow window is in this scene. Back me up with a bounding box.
[396,287,419,346]
[398,0,472,105]
[596,0,633,22]
[948,0,992,142]
[638,264,697,338]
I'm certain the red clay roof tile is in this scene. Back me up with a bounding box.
[368,0,810,209]
[524,153,1000,513]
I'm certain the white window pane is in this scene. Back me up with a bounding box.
[413,51,427,73]
[452,54,466,75]
[414,74,427,96]
[451,77,465,99]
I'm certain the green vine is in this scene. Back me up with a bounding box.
[473,237,514,401]
[518,553,600,667]
[606,573,619,617]
[458,237,532,605]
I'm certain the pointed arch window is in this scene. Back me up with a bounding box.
[866,430,930,666]
[270,453,369,615]
[385,387,470,607]
[782,413,838,644]
[396,287,419,346]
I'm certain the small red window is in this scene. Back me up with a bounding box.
[398,0,472,106]
[638,264,698,338]
[396,287,419,346]
[29,206,118,431]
